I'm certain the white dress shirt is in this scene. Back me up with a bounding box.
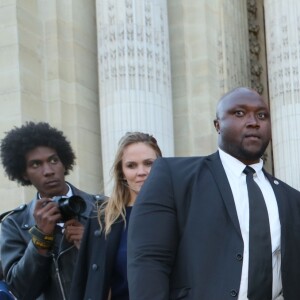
[219,149,282,300]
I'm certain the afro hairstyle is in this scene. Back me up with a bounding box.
[0,121,76,186]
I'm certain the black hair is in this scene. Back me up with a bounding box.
[0,122,76,186]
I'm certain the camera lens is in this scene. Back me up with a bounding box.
[52,195,87,221]
[67,196,86,215]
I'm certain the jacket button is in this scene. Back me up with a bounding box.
[94,229,101,237]
[92,264,98,271]
[230,289,238,297]
[236,253,243,261]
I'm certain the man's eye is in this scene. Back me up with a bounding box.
[31,162,39,168]
[235,111,244,117]
[258,112,266,119]
[50,157,59,164]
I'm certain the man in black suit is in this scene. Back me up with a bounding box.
[127,87,300,300]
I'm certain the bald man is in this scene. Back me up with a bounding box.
[128,87,300,300]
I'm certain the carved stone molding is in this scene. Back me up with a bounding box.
[247,0,264,94]
[98,0,171,94]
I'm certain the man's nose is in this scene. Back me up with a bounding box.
[246,113,259,126]
[43,163,54,175]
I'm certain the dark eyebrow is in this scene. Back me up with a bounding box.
[27,154,58,164]
[28,159,41,164]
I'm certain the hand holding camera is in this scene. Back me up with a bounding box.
[34,198,61,235]
[33,195,87,250]
[34,195,86,233]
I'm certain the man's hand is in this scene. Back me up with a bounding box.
[64,219,84,249]
[33,198,62,235]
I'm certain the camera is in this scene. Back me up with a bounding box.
[52,195,87,221]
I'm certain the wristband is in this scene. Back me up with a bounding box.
[31,236,53,249]
[29,225,54,249]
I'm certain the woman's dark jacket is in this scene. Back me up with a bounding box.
[70,209,125,300]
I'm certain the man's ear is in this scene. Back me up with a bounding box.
[213,119,220,133]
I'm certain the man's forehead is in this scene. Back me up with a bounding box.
[216,90,269,118]
[220,90,267,108]
[25,146,58,160]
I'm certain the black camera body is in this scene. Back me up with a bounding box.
[52,195,86,221]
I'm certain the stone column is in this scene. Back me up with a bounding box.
[0,0,102,212]
[264,0,300,189]
[38,0,102,193]
[168,0,251,156]
[96,0,174,193]
[0,0,29,208]
[218,0,251,93]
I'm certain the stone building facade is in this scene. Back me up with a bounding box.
[0,0,299,211]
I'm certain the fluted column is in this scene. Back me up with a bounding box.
[218,0,251,92]
[96,0,174,193]
[0,0,28,208]
[0,0,102,213]
[167,0,251,156]
[264,0,300,189]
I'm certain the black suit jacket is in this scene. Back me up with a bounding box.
[70,209,124,300]
[127,152,300,300]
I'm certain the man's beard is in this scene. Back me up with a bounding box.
[236,143,268,163]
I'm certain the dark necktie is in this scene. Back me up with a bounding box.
[243,166,272,300]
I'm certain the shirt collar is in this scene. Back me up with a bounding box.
[218,148,264,179]
[38,183,73,199]
[65,183,73,197]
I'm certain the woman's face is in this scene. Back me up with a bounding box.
[121,142,158,204]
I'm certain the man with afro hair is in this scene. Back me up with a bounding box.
[0,122,102,300]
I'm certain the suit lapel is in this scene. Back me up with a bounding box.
[205,152,242,237]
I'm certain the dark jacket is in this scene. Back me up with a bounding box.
[127,152,300,300]
[0,183,99,300]
[69,208,125,300]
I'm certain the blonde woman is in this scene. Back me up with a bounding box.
[70,132,162,300]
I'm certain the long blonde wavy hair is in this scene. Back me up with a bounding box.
[98,132,162,236]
